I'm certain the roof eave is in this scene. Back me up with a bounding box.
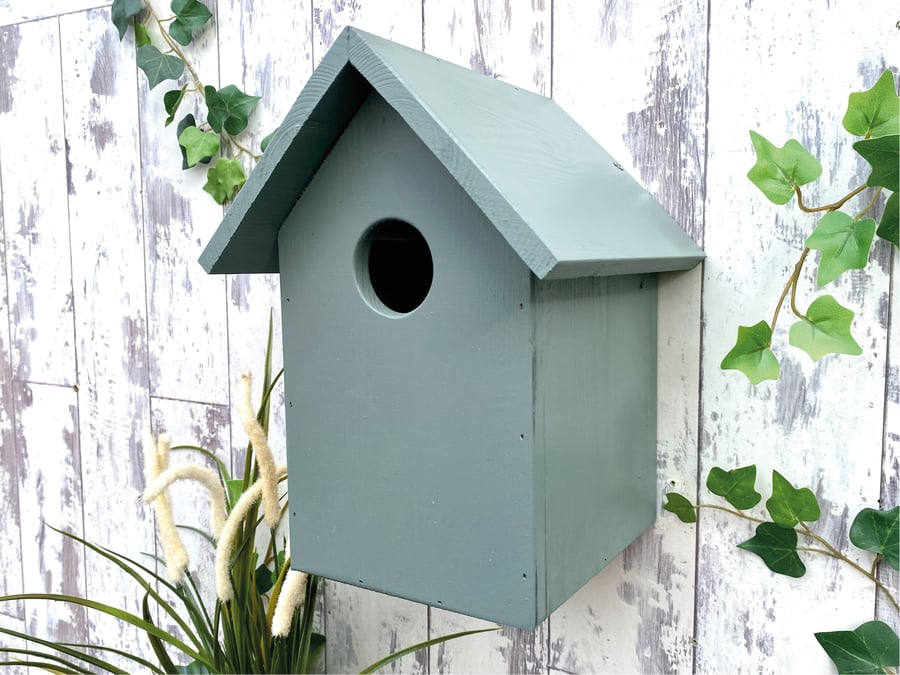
[200,30,370,274]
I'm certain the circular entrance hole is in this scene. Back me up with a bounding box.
[355,219,433,316]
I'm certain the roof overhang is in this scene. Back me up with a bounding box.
[200,27,704,279]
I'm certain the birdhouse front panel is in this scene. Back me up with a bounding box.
[278,91,546,626]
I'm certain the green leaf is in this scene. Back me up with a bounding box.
[721,321,780,384]
[737,522,806,577]
[110,0,143,40]
[134,22,151,48]
[789,295,862,362]
[176,114,192,169]
[142,591,178,674]
[805,211,877,286]
[663,493,697,523]
[225,478,244,508]
[164,86,187,126]
[204,84,261,135]
[854,134,899,192]
[255,563,274,594]
[203,158,246,204]
[815,621,899,675]
[849,505,899,569]
[168,0,213,46]
[842,69,900,139]
[747,131,822,204]
[176,661,212,674]
[877,190,899,246]
[706,465,762,510]
[765,470,820,527]
[136,45,185,90]
[260,130,276,153]
[178,126,220,168]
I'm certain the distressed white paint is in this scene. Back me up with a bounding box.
[0,1,111,27]
[0,20,75,386]
[0,141,22,614]
[139,1,229,405]
[15,382,87,648]
[59,9,155,666]
[0,0,896,673]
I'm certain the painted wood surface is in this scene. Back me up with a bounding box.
[0,1,896,674]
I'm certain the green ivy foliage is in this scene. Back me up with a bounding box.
[664,465,899,673]
[723,70,899,383]
[111,0,270,204]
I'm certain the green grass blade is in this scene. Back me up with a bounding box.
[43,523,205,653]
[0,648,89,673]
[57,641,166,673]
[143,590,179,673]
[0,624,127,673]
[0,594,213,670]
[0,657,82,673]
[358,627,501,674]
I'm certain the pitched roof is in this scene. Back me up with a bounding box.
[200,27,703,279]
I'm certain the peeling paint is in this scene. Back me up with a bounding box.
[89,27,118,97]
[0,25,21,114]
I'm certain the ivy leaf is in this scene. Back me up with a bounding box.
[747,131,822,205]
[663,493,697,523]
[815,621,899,675]
[854,134,899,192]
[706,465,762,510]
[175,114,210,170]
[134,22,151,48]
[842,69,900,139]
[805,212,877,286]
[789,295,862,362]
[178,126,220,168]
[136,45,185,90]
[168,0,213,47]
[204,158,246,204]
[877,191,898,247]
[110,0,143,40]
[721,321,780,384]
[737,522,806,577]
[849,505,899,569]
[765,470,820,527]
[164,86,187,126]
[205,85,261,136]
[260,131,276,153]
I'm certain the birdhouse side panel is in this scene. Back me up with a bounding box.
[277,92,543,627]
[534,274,658,615]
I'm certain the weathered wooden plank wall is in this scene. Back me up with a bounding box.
[0,1,896,673]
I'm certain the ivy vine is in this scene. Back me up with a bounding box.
[665,466,899,673]
[110,0,270,204]
[722,70,899,384]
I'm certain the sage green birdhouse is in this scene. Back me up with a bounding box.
[201,27,703,629]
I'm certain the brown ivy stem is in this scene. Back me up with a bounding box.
[145,2,205,94]
[855,187,884,220]
[694,504,767,524]
[794,183,868,213]
[226,136,261,162]
[770,247,811,332]
[798,523,900,611]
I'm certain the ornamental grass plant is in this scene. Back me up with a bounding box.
[0,319,492,672]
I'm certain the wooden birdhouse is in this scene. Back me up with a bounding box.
[200,27,704,629]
